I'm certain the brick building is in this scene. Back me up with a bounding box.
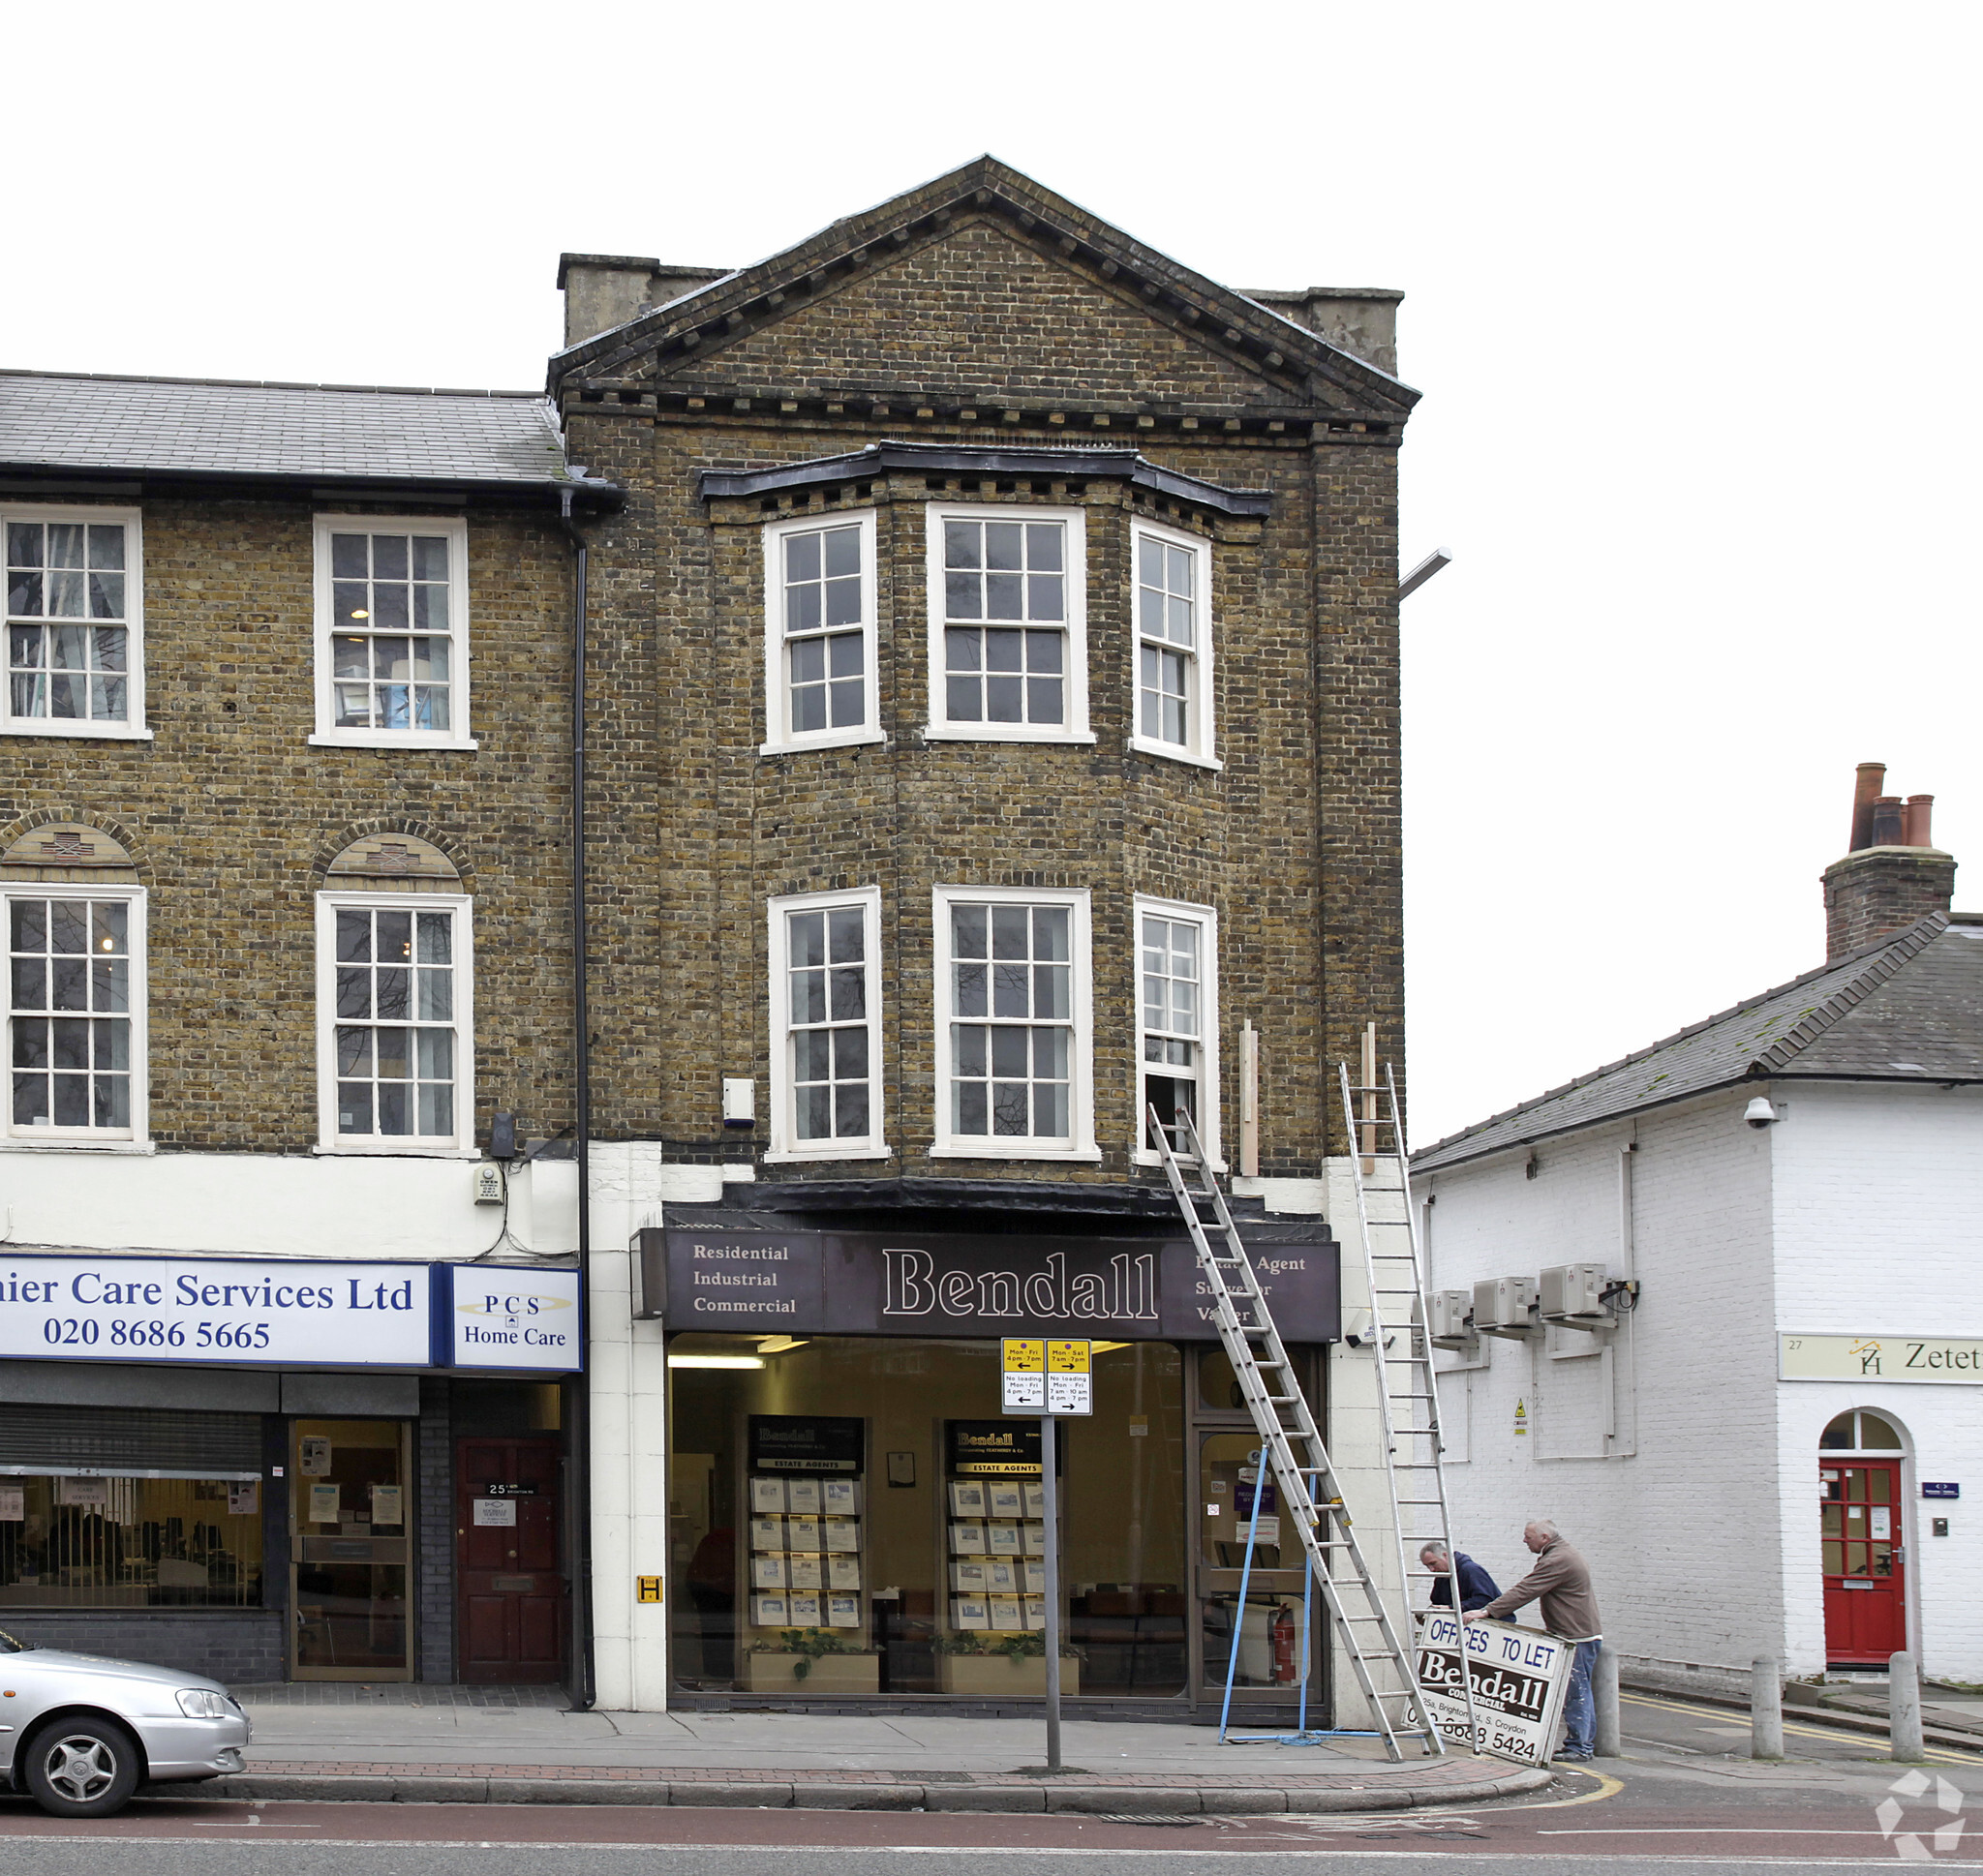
[0,370,608,1683]
[1415,769,1982,1693]
[557,159,1420,1717]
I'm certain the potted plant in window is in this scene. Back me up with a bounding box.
[740,1627,881,1694]
[932,1630,1082,1696]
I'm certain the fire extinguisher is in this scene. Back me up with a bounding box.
[1271,1604,1298,1682]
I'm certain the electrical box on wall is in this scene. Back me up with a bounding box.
[722,1076,756,1128]
[1429,1289,1477,1349]
[1473,1276,1539,1338]
[1540,1263,1611,1326]
[472,1164,504,1206]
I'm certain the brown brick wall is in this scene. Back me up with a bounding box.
[569,364,1405,1177]
[661,220,1297,411]
[0,496,578,1152]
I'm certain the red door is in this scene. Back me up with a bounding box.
[457,1437,566,1683]
[1821,1460,1906,1664]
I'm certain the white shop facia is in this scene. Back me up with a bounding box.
[0,1253,582,1685]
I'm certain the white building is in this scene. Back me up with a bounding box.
[1414,774,1980,1693]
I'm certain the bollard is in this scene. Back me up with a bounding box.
[1890,1651,1925,1761]
[1593,1643,1621,1758]
[1751,1656,1784,1759]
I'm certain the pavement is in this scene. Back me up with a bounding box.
[183,1687,1549,1813]
[1783,1672,1983,1741]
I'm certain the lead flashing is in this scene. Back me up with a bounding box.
[697,440,1271,515]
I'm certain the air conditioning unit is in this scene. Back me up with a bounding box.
[1473,1275,1539,1338]
[1540,1262,1611,1327]
[1428,1289,1477,1349]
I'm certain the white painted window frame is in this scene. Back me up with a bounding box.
[310,514,476,751]
[0,882,150,1151]
[1128,520,1220,772]
[760,508,884,756]
[931,883,1098,1163]
[1132,894,1223,1170]
[923,502,1093,745]
[766,883,888,1162]
[314,889,476,1157]
[0,504,151,741]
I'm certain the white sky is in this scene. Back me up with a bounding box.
[8,2,1977,1148]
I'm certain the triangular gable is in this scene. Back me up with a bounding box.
[551,157,1416,420]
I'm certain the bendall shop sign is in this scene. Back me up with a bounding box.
[634,1229,1339,1343]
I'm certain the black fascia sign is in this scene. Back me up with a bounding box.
[637,1227,1338,1343]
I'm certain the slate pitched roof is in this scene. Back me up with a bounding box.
[0,370,606,494]
[550,155,1417,419]
[1413,914,1983,1171]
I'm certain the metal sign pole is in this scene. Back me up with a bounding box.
[1041,1411,1061,1773]
[1005,1336,1086,1777]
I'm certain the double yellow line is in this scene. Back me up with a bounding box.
[1623,1689,1983,1768]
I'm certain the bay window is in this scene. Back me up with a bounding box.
[925,506,1090,743]
[933,886,1095,1160]
[1135,896,1220,1165]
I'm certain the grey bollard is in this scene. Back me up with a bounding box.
[1593,1644,1621,1758]
[1751,1656,1784,1759]
[1890,1651,1925,1761]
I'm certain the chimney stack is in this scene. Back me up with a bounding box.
[556,255,730,349]
[1241,287,1403,375]
[1822,763,1955,960]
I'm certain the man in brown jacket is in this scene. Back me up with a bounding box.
[1466,1520,1603,1761]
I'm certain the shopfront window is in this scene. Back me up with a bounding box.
[0,1473,262,1609]
[668,1334,1187,1697]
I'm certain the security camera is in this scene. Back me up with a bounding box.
[1744,1096,1779,1128]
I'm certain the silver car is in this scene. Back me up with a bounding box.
[0,1628,249,1817]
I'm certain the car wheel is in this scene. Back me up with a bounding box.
[22,1716,142,1817]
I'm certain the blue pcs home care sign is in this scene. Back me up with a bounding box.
[0,1256,434,1366]
[441,1265,583,1370]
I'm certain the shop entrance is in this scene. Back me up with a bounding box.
[456,1437,566,1682]
[290,1418,413,1681]
[1820,1410,1907,1665]
[1194,1430,1314,1704]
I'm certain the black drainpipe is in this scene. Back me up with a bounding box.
[558,486,596,1711]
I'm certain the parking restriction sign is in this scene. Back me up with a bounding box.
[1046,1340,1093,1415]
[1001,1338,1046,1411]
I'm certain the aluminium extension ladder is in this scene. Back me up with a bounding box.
[1337,1060,1480,1752]
[1147,1104,1445,1762]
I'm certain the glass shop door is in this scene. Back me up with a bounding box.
[290,1418,413,1681]
[1194,1431,1314,1706]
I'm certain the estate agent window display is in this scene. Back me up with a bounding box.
[666,1334,1189,1699]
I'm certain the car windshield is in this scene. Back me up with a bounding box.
[0,1629,31,1653]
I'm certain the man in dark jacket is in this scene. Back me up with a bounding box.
[1419,1543,1499,1612]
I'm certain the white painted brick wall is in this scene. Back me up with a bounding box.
[1423,1078,1983,1685]
[1770,1082,1983,1681]
[1422,1091,1781,1679]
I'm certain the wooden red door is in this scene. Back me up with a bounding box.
[1821,1460,1906,1664]
[457,1437,566,1683]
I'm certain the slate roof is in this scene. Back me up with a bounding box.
[1413,913,1983,1171]
[0,370,607,494]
